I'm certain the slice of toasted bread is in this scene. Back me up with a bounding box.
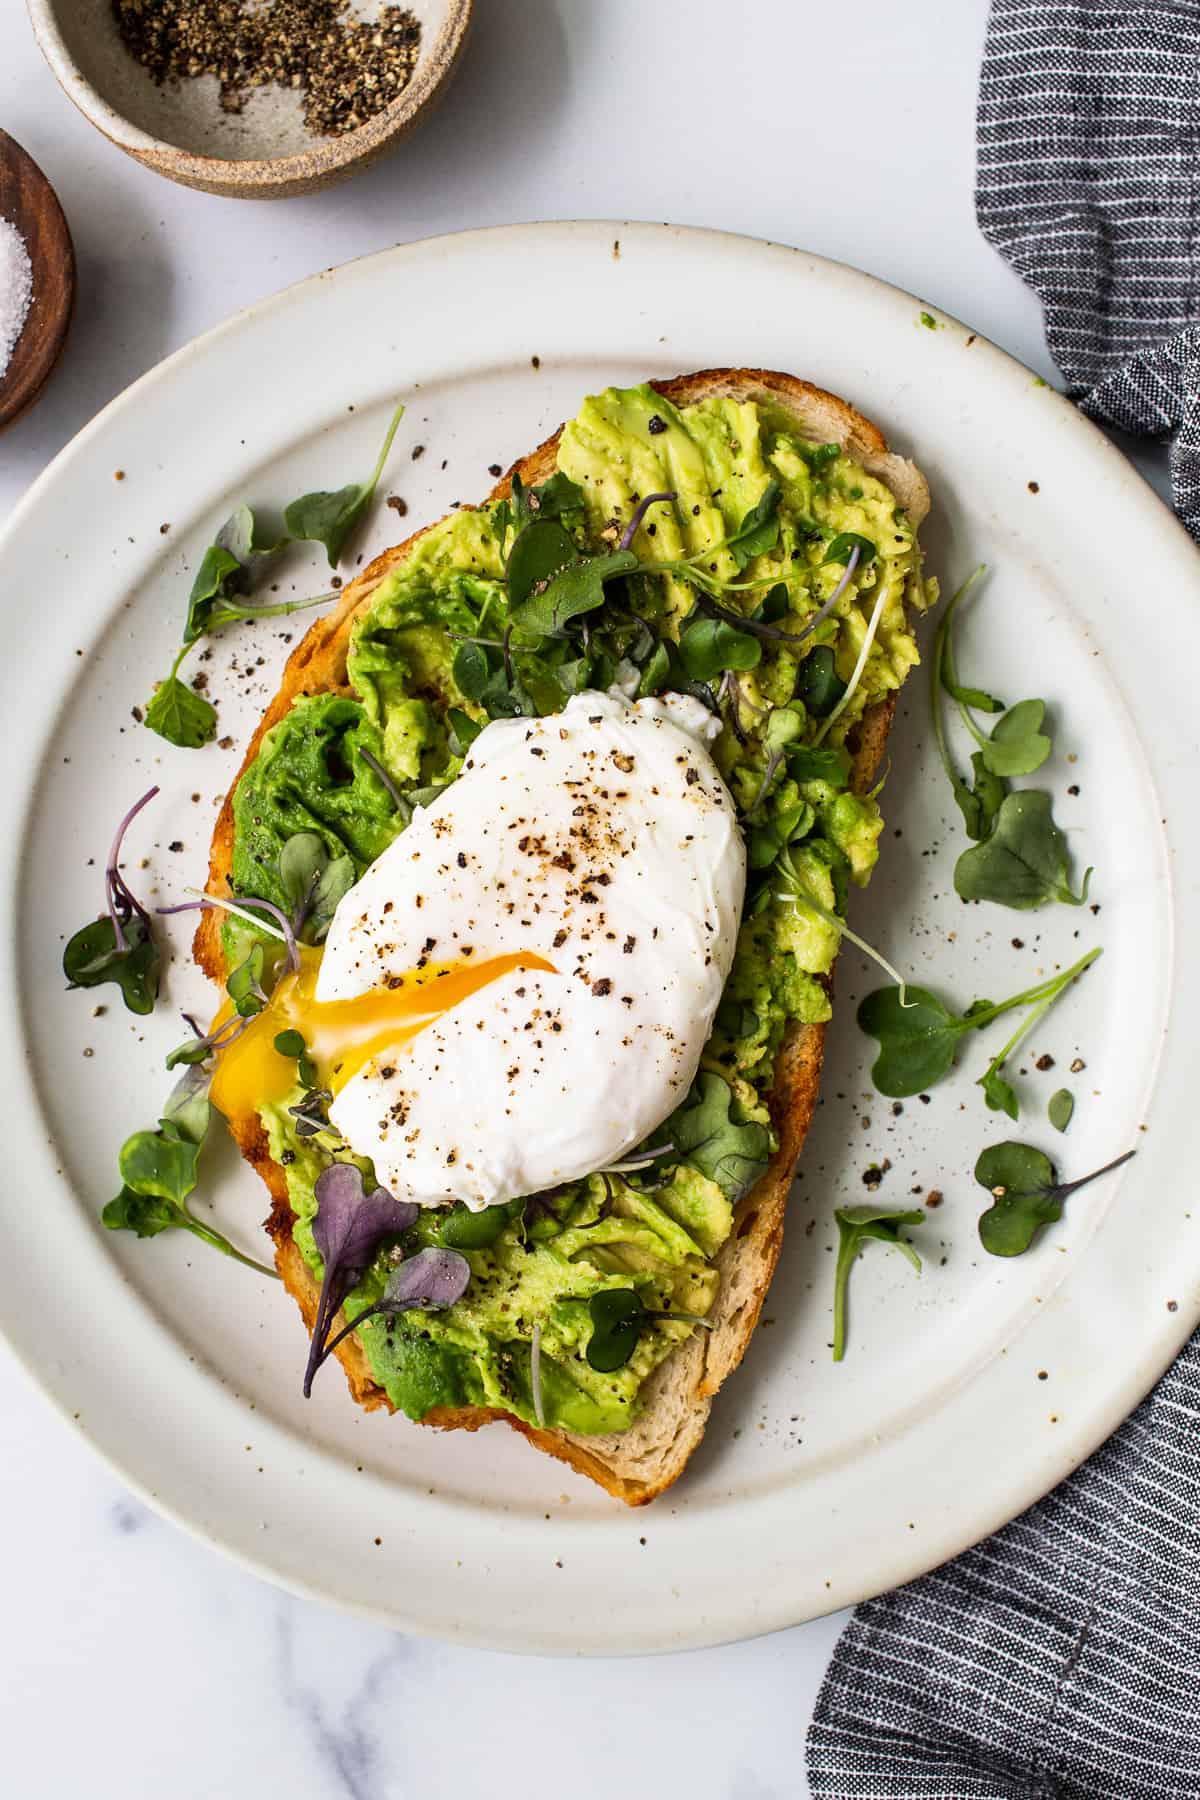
[197,369,930,1505]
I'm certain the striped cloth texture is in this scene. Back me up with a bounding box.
[978,0,1200,539]
[808,5,1200,1795]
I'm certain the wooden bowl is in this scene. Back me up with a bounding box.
[27,0,473,200]
[0,129,75,431]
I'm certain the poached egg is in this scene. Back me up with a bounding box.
[214,690,745,1209]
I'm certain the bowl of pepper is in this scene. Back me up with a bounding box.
[27,0,473,199]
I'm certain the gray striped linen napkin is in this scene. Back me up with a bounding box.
[807,4,1200,1795]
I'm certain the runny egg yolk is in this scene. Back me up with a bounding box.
[209,945,554,1121]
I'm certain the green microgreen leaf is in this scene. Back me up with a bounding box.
[980,1065,1020,1120]
[584,1287,713,1373]
[510,540,639,637]
[858,947,1100,1101]
[979,698,1052,777]
[447,707,481,757]
[1048,1088,1075,1133]
[278,830,355,942]
[667,1071,771,1201]
[183,545,244,646]
[726,480,782,570]
[822,532,877,569]
[145,655,218,749]
[678,616,762,682]
[832,1205,925,1361]
[954,750,1008,842]
[63,914,159,1015]
[975,1142,1136,1256]
[274,1028,317,1090]
[747,802,814,871]
[64,787,161,1016]
[227,942,268,1018]
[103,1066,277,1276]
[786,744,852,787]
[284,399,405,567]
[795,645,846,718]
[954,790,1092,910]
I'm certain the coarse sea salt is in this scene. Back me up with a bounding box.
[0,217,34,382]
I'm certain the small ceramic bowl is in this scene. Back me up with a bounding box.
[27,0,473,200]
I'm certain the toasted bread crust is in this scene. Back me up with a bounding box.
[198,369,928,1504]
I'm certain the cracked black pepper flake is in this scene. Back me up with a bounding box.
[110,0,422,139]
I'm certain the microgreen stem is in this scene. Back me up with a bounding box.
[618,491,677,552]
[962,946,1100,1037]
[207,591,334,630]
[778,879,913,1005]
[603,1142,676,1174]
[813,584,890,745]
[182,1208,279,1278]
[105,786,160,950]
[365,400,406,496]
[530,1321,546,1426]
[746,750,784,818]
[358,747,407,815]
[1058,1147,1137,1197]
[832,1232,855,1362]
[164,889,300,970]
[930,567,986,795]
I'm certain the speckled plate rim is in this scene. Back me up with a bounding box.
[0,223,1196,1655]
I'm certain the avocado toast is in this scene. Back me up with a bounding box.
[197,369,935,1503]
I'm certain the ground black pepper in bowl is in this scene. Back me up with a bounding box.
[111,0,422,138]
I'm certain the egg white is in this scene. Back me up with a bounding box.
[318,690,746,1208]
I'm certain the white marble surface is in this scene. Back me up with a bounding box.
[0,3,1171,1795]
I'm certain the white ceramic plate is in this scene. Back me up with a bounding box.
[1,223,1194,1655]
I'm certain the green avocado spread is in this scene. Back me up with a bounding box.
[228,384,935,1434]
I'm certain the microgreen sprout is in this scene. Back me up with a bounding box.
[285,399,406,567]
[832,1206,925,1361]
[585,1288,713,1373]
[974,1141,1136,1255]
[302,1164,468,1394]
[857,946,1100,1104]
[357,747,408,815]
[159,888,300,970]
[63,787,162,1016]
[775,848,912,1002]
[601,1142,676,1175]
[813,583,890,745]
[530,1321,546,1426]
[102,1063,278,1276]
[617,491,677,552]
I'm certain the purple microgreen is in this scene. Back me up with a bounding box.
[105,785,159,949]
[357,748,408,816]
[165,1010,248,1070]
[530,1321,546,1427]
[159,889,300,971]
[63,788,162,1015]
[617,491,677,553]
[303,1164,422,1395]
[308,1233,469,1392]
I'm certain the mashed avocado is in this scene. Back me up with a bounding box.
[229,384,935,1433]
